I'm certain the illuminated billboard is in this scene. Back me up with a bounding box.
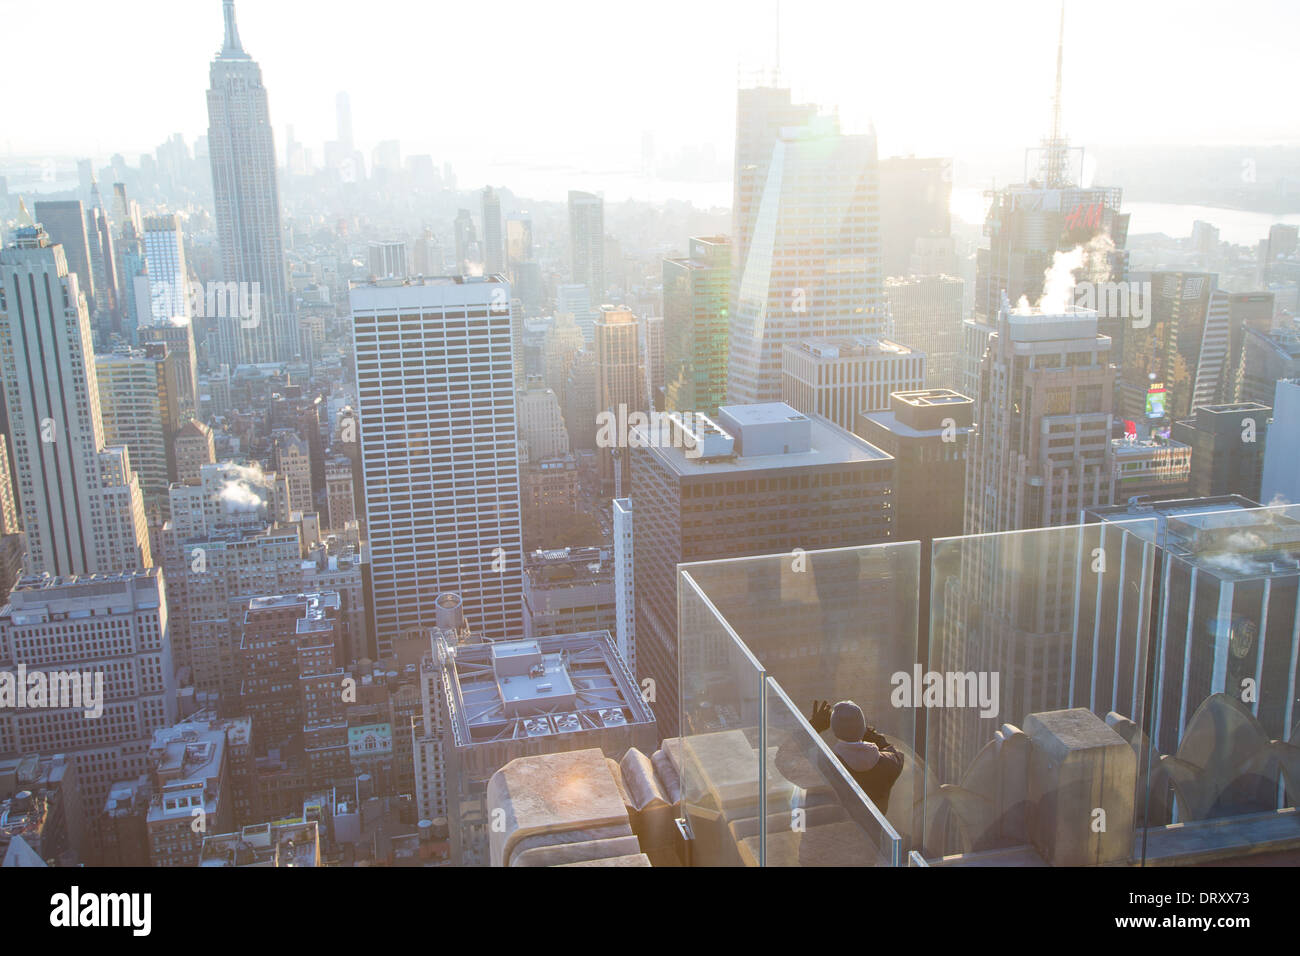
[1146,383,1168,419]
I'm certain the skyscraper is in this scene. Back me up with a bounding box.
[727,112,885,404]
[0,215,152,576]
[206,0,295,364]
[141,215,190,322]
[964,13,1129,397]
[630,404,894,734]
[663,236,730,416]
[1261,379,1300,505]
[86,181,119,324]
[964,294,1115,535]
[568,190,605,300]
[781,336,925,432]
[367,240,408,279]
[555,283,596,346]
[481,187,505,277]
[138,321,200,415]
[1171,402,1270,501]
[1119,273,1231,423]
[594,305,643,494]
[731,86,817,298]
[350,276,524,652]
[885,274,965,392]
[33,200,95,312]
[112,188,149,344]
[95,344,184,524]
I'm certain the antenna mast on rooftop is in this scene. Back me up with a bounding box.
[1043,1,1070,188]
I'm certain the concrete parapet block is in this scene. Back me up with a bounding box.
[1025,708,1136,866]
[486,747,633,867]
[511,834,642,866]
[559,853,652,867]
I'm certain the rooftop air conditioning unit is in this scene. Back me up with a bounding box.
[523,718,552,737]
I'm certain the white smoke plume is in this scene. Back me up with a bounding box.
[218,463,270,512]
[1038,245,1085,314]
[1201,530,1269,577]
[1015,232,1116,315]
[1016,245,1085,314]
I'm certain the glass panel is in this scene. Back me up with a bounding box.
[680,542,922,849]
[1132,502,1300,865]
[922,518,1157,866]
[677,569,767,866]
[764,677,902,866]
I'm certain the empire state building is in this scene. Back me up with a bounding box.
[206,0,295,365]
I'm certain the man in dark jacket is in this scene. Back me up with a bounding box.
[809,699,903,814]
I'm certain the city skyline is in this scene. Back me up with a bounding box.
[0,0,1298,886]
[4,0,1299,185]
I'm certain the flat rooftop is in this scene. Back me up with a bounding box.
[1092,498,1300,579]
[860,408,976,440]
[350,274,506,289]
[894,389,971,409]
[789,336,915,358]
[633,412,891,476]
[439,632,653,748]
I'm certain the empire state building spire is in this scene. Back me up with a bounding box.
[221,0,248,58]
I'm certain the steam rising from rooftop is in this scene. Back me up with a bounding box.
[217,463,270,512]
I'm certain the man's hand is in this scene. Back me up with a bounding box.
[810,700,832,734]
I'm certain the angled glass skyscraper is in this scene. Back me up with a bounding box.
[206,0,295,365]
[727,111,885,405]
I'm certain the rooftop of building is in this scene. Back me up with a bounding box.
[859,390,977,439]
[1111,434,1191,457]
[2,569,162,621]
[596,303,636,322]
[787,336,916,360]
[244,591,340,634]
[433,631,654,749]
[1090,496,1300,580]
[634,404,890,476]
[349,274,507,290]
[524,546,613,586]
[1180,401,1273,421]
[147,721,232,822]
[199,820,320,867]
[0,753,74,797]
[103,777,151,818]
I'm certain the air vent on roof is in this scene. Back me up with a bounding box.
[554,713,581,733]
[522,718,552,737]
[598,708,627,728]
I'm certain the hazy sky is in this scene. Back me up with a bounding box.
[4,0,1297,182]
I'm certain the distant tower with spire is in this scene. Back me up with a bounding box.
[206,0,295,365]
[1039,1,1072,188]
